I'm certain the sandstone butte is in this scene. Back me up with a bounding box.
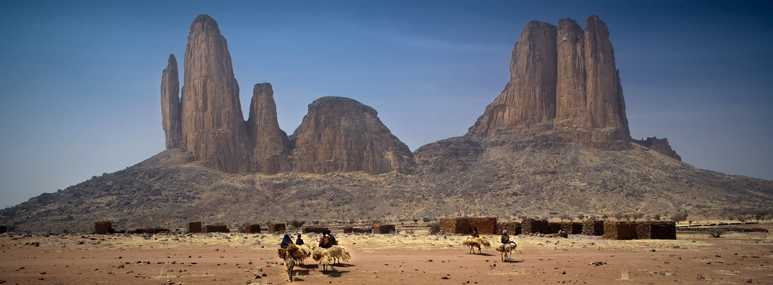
[290,96,417,175]
[468,15,632,150]
[161,14,417,175]
[161,14,679,175]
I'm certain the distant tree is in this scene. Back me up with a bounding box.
[422,218,431,223]
[755,211,766,222]
[289,220,305,228]
[413,219,418,223]
[654,214,661,221]
[613,213,624,221]
[601,215,609,221]
[577,214,585,221]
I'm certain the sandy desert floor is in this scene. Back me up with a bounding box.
[1,226,772,285]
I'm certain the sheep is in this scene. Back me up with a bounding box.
[495,242,517,261]
[312,245,333,272]
[462,237,490,254]
[277,244,303,282]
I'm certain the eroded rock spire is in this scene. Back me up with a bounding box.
[180,14,252,173]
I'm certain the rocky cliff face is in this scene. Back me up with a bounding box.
[180,14,253,173]
[246,83,291,174]
[160,54,182,149]
[468,15,631,149]
[290,97,416,174]
[584,15,627,131]
[554,18,587,131]
[468,21,557,137]
[632,137,681,161]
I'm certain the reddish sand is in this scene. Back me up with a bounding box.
[1,229,771,285]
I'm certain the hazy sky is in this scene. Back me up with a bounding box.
[1,0,771,207]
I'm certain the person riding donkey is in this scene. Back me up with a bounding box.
[501,230,516,246]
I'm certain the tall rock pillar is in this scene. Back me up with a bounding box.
[246,83,291,174]
[468,21,557,137]
[583,15,629,134]
[161,54,182,149]
[554,18,587,130]
[180,14,252,173]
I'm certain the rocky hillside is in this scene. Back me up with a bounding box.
[1,14,771,233]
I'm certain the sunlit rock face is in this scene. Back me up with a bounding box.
[467,20,558,137]
[289,96,417,175]
[468,15,630,149]
[246,83,291,174]
[180,14,253,173]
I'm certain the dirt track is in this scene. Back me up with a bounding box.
[1,229,771,284]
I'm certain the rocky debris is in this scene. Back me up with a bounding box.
[180,14,253,173]
[289,96,416,174]
[161,54,182,149]
[468,20,557,137]
[245,83,291,173]
[632,137,681,161]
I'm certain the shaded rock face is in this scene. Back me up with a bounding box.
[632,137,681,161]
[246,83,291,174]
[468,15,631,149]
[289,97,416,174]
[161,54,182,149]
[180,14,253,173]
[468,21,557,137]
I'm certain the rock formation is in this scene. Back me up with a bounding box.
[554,18,586,131]
[467,21,557,137]
[633,137,681,161]
[468,15,631,149]
[180,14,253,173]
[289,97,416,174]
[246,83,291,174]
[583,15,629,142]
[160,54,182,149]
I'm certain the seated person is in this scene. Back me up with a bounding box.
[327,230,338,246]
[472,227,479,238]
[318,232,331,248]
[280,234,292,249]
[295,234,304,245]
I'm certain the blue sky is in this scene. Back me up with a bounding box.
[1,0,771,207]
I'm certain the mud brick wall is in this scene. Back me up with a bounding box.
[548,222,562,234]
[187,222,202,233]
[245,224,261,233]
[468,217,497,235]
[521,219,549,234]
[582,220,604,235]
[268,223,286,234]
[204,225,229,233]
[428,223,441,234]
[439,217,471,234]
[303,227,328,234]
[95,221,112,234]
[603,221,637,240]
[496,222,521,235]
[559,222,583,234]
[373,224,395,234]
[636,221,676,239]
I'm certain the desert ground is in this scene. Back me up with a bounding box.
[1,224,772,285]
